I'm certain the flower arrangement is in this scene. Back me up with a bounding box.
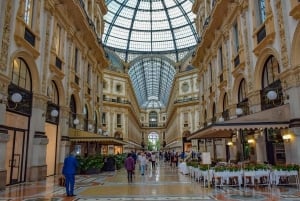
[214,164,240,172]
[243,163,269,171]
[186,159,199,167]
[272,164,300,171]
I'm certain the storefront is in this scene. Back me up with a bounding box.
[69,128,127,156]
[188,104,290,165]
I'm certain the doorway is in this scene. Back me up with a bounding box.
[45,123,58,176]
[5,128,28,185]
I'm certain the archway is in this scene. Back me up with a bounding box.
[148,132,159,151]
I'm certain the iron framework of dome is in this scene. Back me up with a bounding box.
[102,0,199,108]
[128,56,176,109]
[102,0,198,63]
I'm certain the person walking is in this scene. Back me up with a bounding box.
[124,153,135,182]
[62,152,79,197]
[151,152,156,169]
[139,152,147,175]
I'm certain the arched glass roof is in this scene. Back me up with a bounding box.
[102,0,198,63]
[103,0,198,109]
[128,57,176,109]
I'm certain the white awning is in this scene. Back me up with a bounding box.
[188,104,290,140]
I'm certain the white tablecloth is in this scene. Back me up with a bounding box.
[179,162,189,174]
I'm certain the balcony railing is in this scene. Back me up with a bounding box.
[261,80,283,111]
[174,96,199,104]
[222,110,230,121]
[237,100,249,116]
[103,97,131,104]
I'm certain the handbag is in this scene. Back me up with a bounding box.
[58,175,66,187]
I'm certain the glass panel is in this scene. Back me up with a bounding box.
[103,0,198,63]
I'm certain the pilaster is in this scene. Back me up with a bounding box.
[0,129,9,190]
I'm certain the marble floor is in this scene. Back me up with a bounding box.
[1,162,300,201]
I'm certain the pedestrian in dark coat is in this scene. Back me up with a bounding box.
[124,153,135,182]
[62,152,79,196]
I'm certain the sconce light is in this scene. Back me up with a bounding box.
[227,141,233,146]
[232,134,237,142]
[282,134,291,142]
[88,124,93,132]
[218,116,224,122]
[266,89,289,105]
[236,108,243,116]
[73,118,79,126]
[247,139,255,144]
[0,92,23,109]
[50,109,59,117]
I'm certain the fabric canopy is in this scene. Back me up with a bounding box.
[188,104,290,140]
[69,129,128,145]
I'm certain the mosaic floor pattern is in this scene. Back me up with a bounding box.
[0,162,300,201]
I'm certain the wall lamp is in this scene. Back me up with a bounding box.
[0,92,22,109]
[227,141,233,146]
[247,139,255,144]
[236,108,243,116]
[50,109,59,117]
[267,89,289,105]
[282,134,291,142]
[73,118,80,126]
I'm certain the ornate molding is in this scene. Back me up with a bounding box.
[0,1,12,72]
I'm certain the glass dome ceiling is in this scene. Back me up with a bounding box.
[128,57,176,109]
[102,0,198,109]
[102,0,198,63]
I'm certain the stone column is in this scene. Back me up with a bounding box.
[28,132,48,181]
[285,85,300,164]
[0,130,9,190]
[57,106,71,174]
[27,94,49,181]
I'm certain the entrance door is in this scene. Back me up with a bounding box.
[6,129,27,185]
[45,123,57,176]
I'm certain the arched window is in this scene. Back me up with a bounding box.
[204,110,207,127]
[46,81,59,123]
[148,132,159,151]
[262,55,280,88]
[149,111,158,127]
[237,79,249,115]
[222,93,229,120]
[261,55,282,110]
[9,57,32,115]
[83,104,88,131]
[69,95,77,128]
[12,58,32,90]
[94,111,97,133]
[212,102,216,123]
[238,79,247,103]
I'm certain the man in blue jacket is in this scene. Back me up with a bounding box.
[62,152,79,196]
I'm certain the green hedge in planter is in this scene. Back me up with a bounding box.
[114,153,127,170]
[77,154,104,174]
